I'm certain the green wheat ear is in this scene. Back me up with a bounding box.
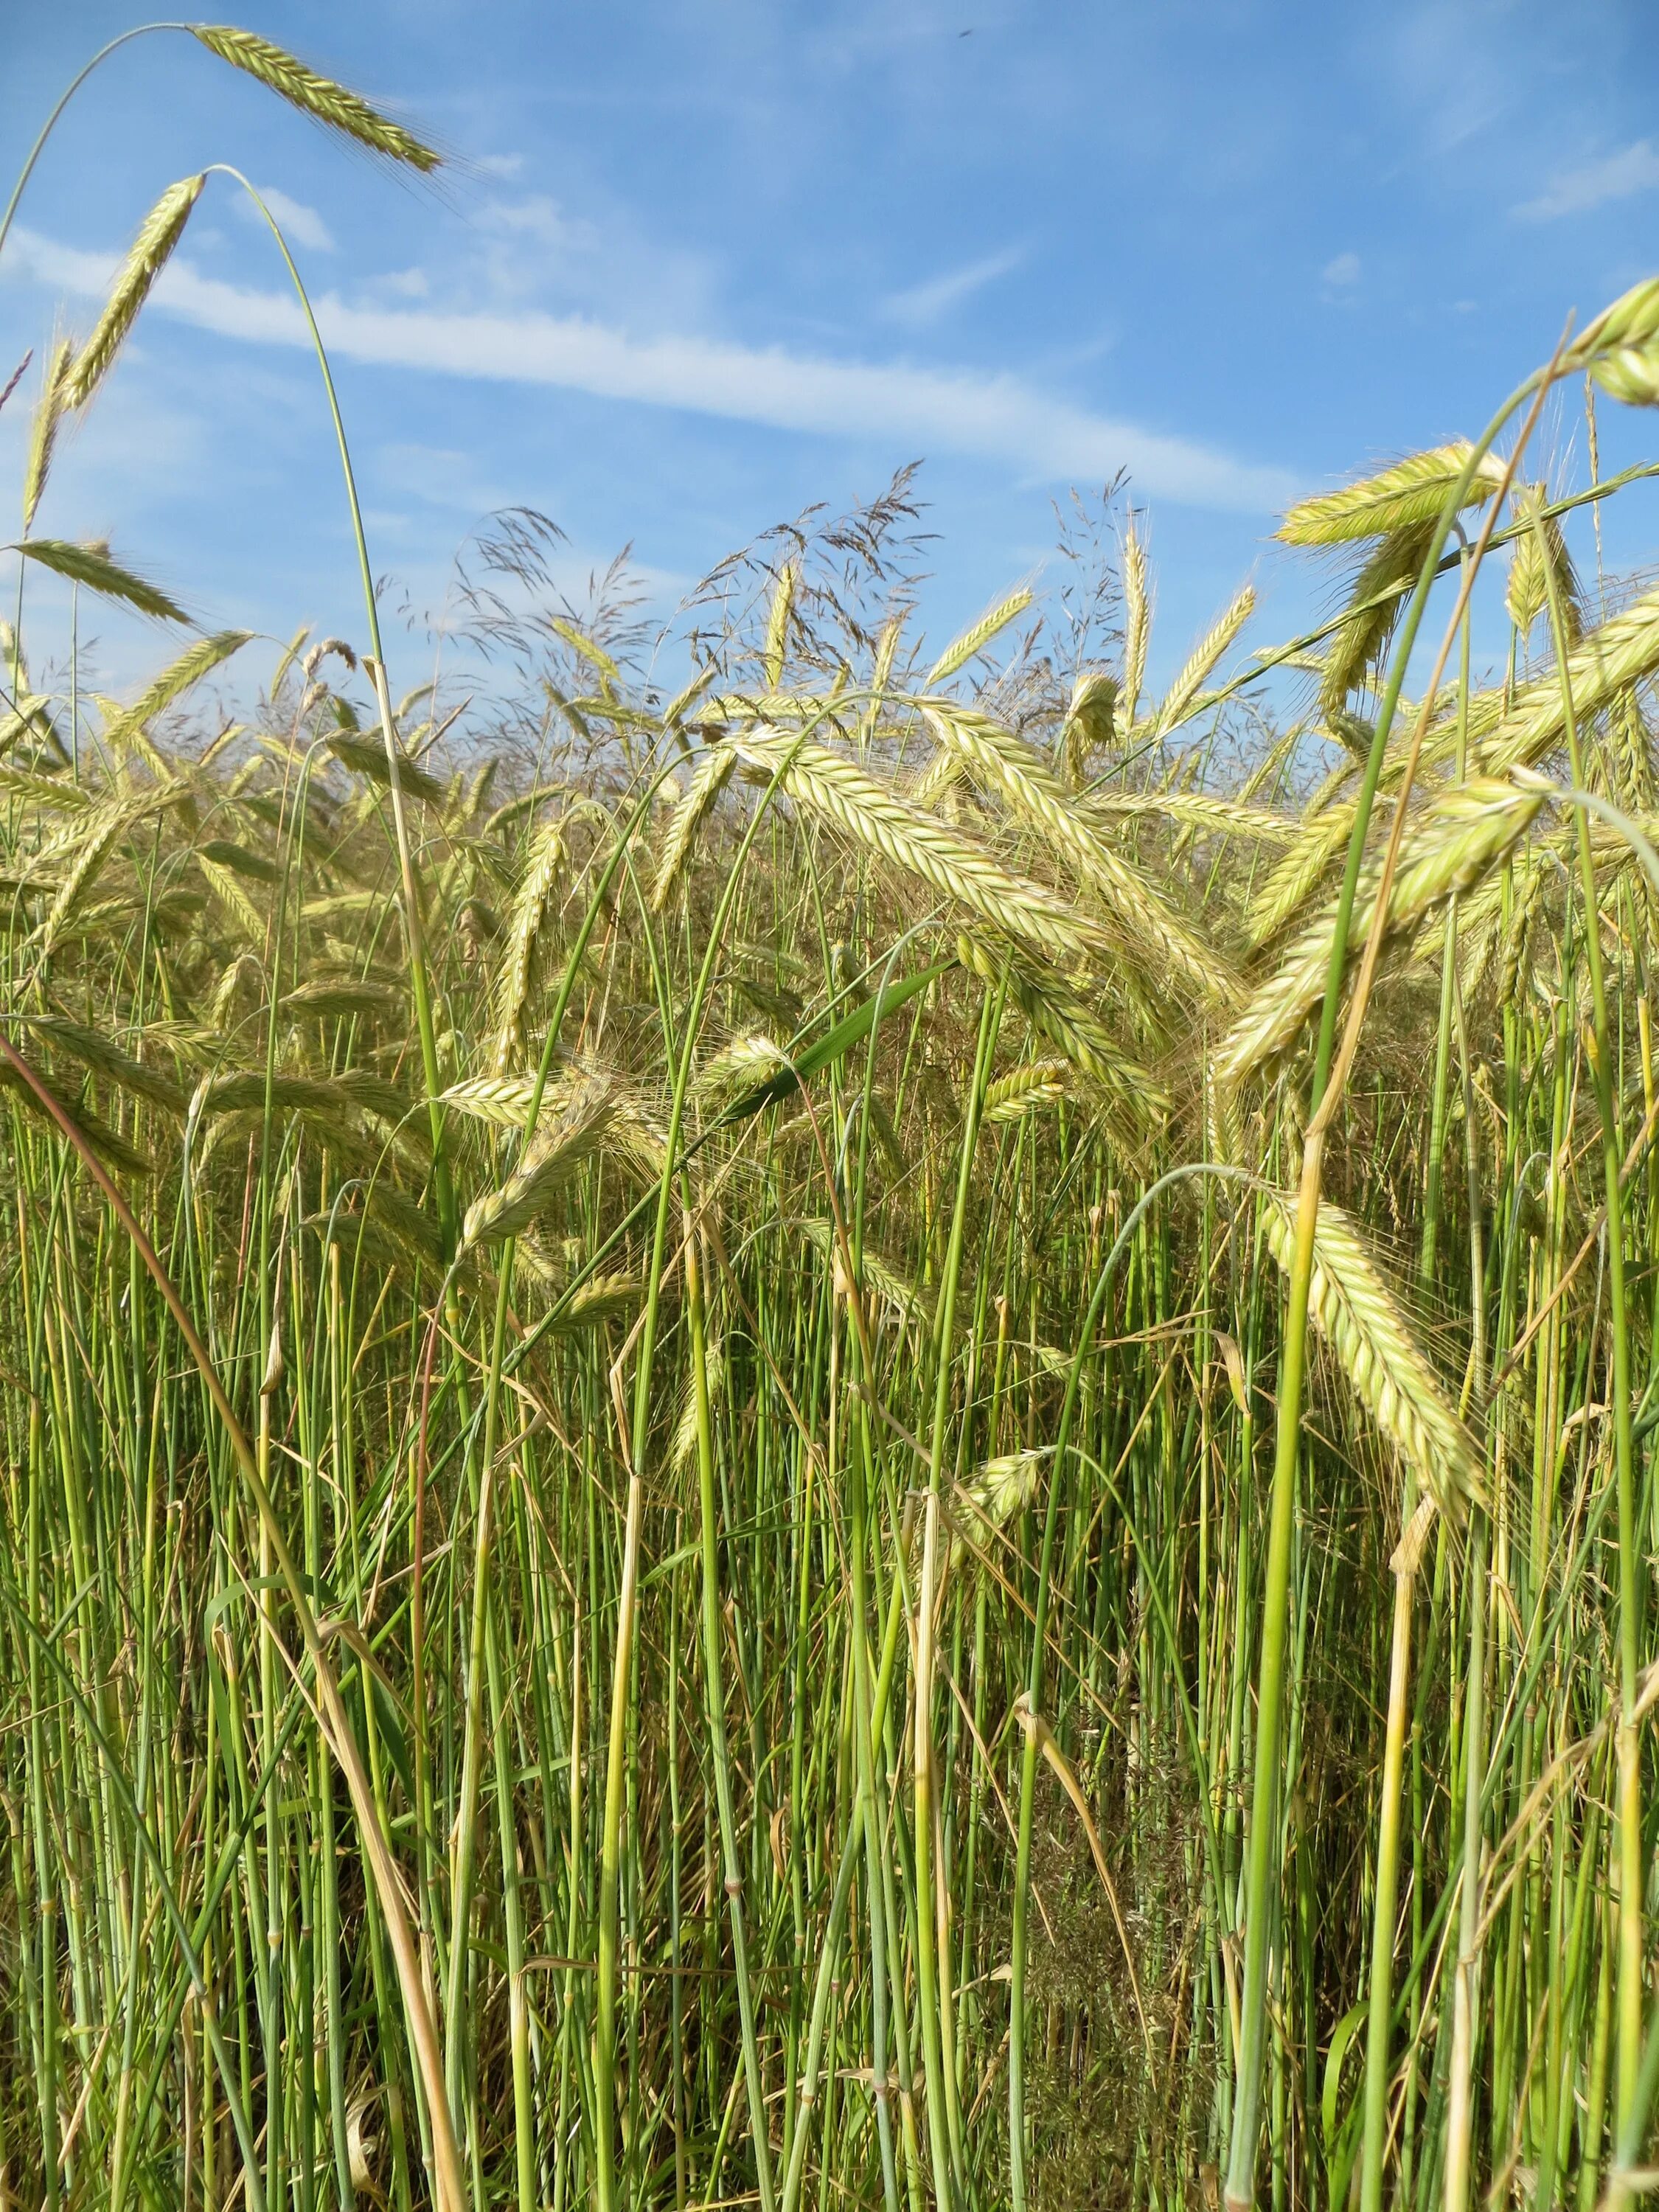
[1277,442,1506,546]
[63,175,206,411]
[1505,484,1583,645]
[15,539,189,624]
[21,334,74,535]
[191,27,442,171]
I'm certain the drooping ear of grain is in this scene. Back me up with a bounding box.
[1259,1186,1481,1520]
[1466,585,1659,773]
[1277,442,1506,545]
[191,26,442,170]
[1318,521,1436,717]
[63,176,206,411]
[17,539,189,623]
[925,703,1235,1002]
[100,632,254,768]
[734,726,1108,965]
[1217,777,1543,1086]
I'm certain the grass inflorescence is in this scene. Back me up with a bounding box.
[6,31,1659,2212]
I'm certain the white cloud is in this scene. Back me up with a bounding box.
[1321,251,1360,287]
[376,441,514,512]
[479,195,596,251]
[475,153,525,179]
[1517,139,1659,220]
[374,266,431,301]
[237,186,335,255]
[884,247,1025,328]
[7,226,1298,513]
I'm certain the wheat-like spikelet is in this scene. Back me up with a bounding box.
[18,540,189,625]
[327,732,446,804]
[192,27,441,168]
[925,586,1034,686]
[311,1180,448,1274]
[0,1060,153,1179]
[28,782,178,877]
[196,852,268,946]
[1495,843,1553,1009]
[799,1217,932,1327]
[493,818,568,1072]
[32,807,128,954]
[1088,790,1293,842]
[27,1015,187,1114]
[0,695,65,762]
[696,1032,791,1099]
[1121,522,1150,726]
[198,1071,364,1116]
[1061,669,1119,784]
[1217,778,1543,1088]
[64,177,206,411]
[1506,485,1583,644]
[984,1058,1069,1123]
[1278,442,1506,546]
[1259,1186,1481,1520]
[1245,799,1360,950]
[956,931,1169,1127]
[734,728,1106,964]
[442,1071,568,1129]
[1608,688,1657,814]
[855,614,905,749]
[208,951,263,1027]
[545,1274,642,1335]
[653,747,735,911]
[100,633,254,769]
[943,1447,1050,1575]
[672,1331,726,1472]
[0,762,86,813]
[22,336,74,537]
[911,749,970,810]
[1464,585,1659,774]
[1318,522,1436,717]
[759,562,797,689]
[281,979,404,1020]
[922,705,1228,998]
[462,1075,618,1250]
[1156,584,1256,735]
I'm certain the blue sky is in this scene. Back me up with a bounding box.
[6,0,1659,706]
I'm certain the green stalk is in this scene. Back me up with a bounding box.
[212,171,456,1250]
[914,984,1001,2211]
[1222,376,1541,2211]
[1537,538,1644,2128]
[1357,558,1475,2212]
[0,1033,467,2212]
[592,745,804,2212]
[687,1222,784,2212]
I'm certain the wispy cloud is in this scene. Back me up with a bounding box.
[478,195,597,251]
[883,247,1025,329]
[237,187,335,255]
[1321,251,1360,288]
[1517,139,1659,221]
[8,226,1298,513]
